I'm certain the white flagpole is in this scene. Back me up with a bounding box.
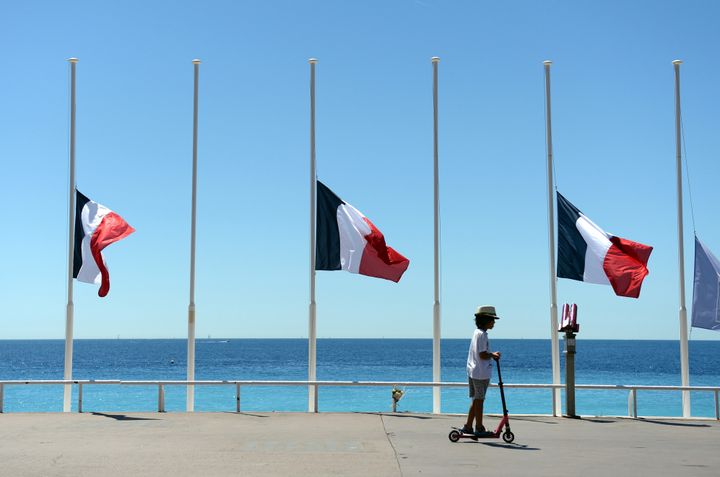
[187,59,200,412]
[673,59,691,417]
[543,60,561,416]
[431,56,442,414]
[63,57,79,413]
[308,58,318,413]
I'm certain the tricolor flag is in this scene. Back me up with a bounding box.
[74,190,135,297]
[557,192,652,298]
[316,180,409,282]
[691,236,720,331]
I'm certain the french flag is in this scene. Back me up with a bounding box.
[557,192,652,298]
[316,180,409,282]
[74,190,135,297]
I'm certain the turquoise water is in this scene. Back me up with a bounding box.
[1,339,718,417]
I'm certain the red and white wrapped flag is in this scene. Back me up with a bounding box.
[73,190,135,297]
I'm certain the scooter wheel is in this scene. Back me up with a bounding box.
[502,431,515,443]
[448,430,461,443]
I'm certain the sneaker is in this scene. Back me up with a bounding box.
[460,425,473,434]
[473,426,487,436]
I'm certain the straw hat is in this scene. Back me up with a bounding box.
[475,305,500,319]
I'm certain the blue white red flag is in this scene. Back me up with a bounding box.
[315,180,409,282]
[557,192,653,298]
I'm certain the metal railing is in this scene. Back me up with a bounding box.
[1,380,718,419]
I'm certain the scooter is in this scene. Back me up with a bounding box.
[449,357,515,443]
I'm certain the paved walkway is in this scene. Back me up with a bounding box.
[1,412,719,476]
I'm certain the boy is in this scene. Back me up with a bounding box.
[462,305,501,436]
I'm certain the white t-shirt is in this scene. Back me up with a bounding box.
[467,328,493,380]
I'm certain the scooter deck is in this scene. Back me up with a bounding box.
[449,427,478,440]
[450,427,497,439]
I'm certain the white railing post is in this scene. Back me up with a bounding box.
[633,389,638,418]
[313,383,319,413]
[627,389,637,418]
[236,384,241,413]
[158,385,165,412]
[78,383,83,413]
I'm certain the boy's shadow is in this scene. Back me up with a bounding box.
[478,441,539,450]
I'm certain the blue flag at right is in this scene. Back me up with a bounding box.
[691,236,720,331]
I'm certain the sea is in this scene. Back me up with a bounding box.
[1,339,719,417]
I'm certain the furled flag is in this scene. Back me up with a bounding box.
[557,192,653,298]
[316,180,409,282]
[691,236,720,331]
[74,190,135,297]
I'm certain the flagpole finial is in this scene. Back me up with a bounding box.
[431,56,440,63]
[672,59,683,65]
[68,58,78,63]
[192,59,201,65]
[543,60,552,66]
[308,58,318,64]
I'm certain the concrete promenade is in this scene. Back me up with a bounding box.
[1,412,719,476]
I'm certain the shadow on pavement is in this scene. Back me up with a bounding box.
[365,412,435,420]
[90,412,160,421]
[636,419,711,428]
[225,412,270,418]
[479,442,540,450]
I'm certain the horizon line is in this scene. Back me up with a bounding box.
[1,337,717,341]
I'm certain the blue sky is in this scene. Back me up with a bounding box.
[2,0,720,340]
